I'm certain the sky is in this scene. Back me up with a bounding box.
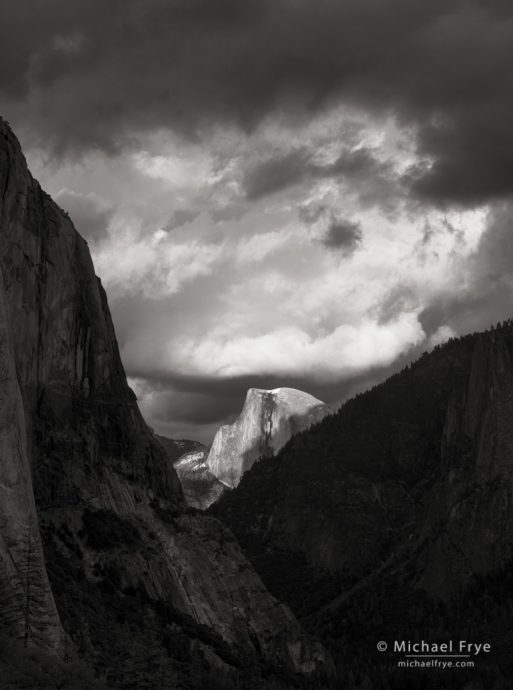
[2,0,513,442]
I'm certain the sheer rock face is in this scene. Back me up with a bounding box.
[0,273,62,651]
[156,436,226,510]
[0,119,181,512]
[207,387,331,488]
[173,450,226,510]
[418,333,513,595]
[0,118,324,678]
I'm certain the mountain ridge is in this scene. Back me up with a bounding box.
[214,323,513,685]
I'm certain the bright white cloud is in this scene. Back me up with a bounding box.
[169,313,424,381]
[94,219,225,297]
[132,150,213,189]
[234,229,293,264]
[429,325,456,348]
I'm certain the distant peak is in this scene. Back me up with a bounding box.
[207,385,331,488]
[244,386,327,412]
[246,386,325,402]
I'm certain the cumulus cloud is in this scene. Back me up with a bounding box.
[94,227,225,298]
[170,314,424,382]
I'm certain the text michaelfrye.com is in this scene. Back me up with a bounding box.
[377,639,491,671]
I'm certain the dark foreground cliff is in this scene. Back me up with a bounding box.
[0,118,326,689]
[215,325,513,689]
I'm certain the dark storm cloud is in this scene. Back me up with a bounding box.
[164,208,200,232]
[243,149,309,200]
[3,0,513,205]
[317,149,401,211]
[148,387,240,427]
[322,149,387,178]
[406,114,513,206]
[243,146,398,209]
[321,218,363,254]
[55,189,113,244]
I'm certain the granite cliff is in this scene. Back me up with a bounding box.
[0,266,62,653]
[160,388,330,510]
[172,449,226,510]
[0,118,326,688]
[417,332,513,594]
[206,387,330,488]
[157,436,225,510]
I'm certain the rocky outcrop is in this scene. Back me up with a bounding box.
[173,449,226,510]
[156,435,205,464]
[206,387,330,488]
[0,117,325,686]
[156,435,226,510]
